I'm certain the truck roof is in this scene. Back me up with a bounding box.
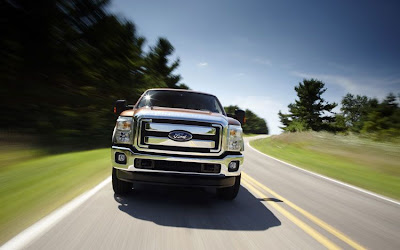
[145,88,217,97]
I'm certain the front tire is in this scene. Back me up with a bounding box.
[217,174,241,200]
[112,168,132,195]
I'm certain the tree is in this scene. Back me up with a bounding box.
[361,93,400,140]
[338,92,400,140]
[331,114,347,132]
[0,0,186,149]
[279,79,337,132]
[224,106,269,134]
[340,93,374,132]
[144,38,187,89]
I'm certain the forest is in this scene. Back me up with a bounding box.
[225,106,269,134]
[1,0,268,150]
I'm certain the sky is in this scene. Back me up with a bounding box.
[110,0,400,134]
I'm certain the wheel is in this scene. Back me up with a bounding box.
[217,174,241,200]
[112,168,132,195]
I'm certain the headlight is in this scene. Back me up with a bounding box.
[113,116,133,144]
[227,125,244,151]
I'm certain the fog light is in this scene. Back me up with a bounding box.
[228,161,239,172]
[115,152,127,164]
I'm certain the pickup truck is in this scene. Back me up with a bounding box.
[111,88,245,200]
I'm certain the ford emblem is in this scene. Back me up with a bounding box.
[168,130,193,142]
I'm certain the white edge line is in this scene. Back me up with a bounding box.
[1,177,112,250]
[246,141,400,206]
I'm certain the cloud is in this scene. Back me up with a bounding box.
[291,71,399,99]
[291,71,359,92]
[234,73,245,77]
[227,96,287,135]
[197,62,208,67]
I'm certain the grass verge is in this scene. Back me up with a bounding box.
[250,132,400,200]
[0,148,110,244]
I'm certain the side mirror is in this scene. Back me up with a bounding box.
[235,109,246,125]
[114,100,127,115]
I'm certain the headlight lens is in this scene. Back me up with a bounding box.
[114,116,133,144]
[227,125,244,151]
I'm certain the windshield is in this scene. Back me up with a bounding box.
[136,90,225,114]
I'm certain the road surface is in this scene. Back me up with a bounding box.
[16,136,400,249]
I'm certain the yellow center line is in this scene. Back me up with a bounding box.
[242,179,341,250]
[242,172,366,250]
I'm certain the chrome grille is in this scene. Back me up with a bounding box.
[138,118,222,154]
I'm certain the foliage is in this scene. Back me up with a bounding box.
[341,93,376,132]
[285,120,308,133]
[278,79,337,132]
[0,0,187,148]
[144,38,184,89]
[360,93,400,140]
[340,93,400,141]
[224,106,269,134]
[331,114,347,132]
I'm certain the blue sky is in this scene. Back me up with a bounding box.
[110,0,400,134]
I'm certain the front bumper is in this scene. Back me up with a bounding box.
[112,146,243,183]
[116,170,236,188]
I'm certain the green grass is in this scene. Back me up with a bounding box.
[0,144,46,168]
[0,148,111,244]
[250,132,400,200]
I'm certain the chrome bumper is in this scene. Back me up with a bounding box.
[111,146,243,177]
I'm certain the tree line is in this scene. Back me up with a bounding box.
[339,92,400,139]
[224,106,269,134]
[0,0,270,149]
[278,79,400,140]
[1,0,187,148]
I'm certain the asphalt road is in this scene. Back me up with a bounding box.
[22,136,400,249]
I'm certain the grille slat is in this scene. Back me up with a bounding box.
[138,119,222,154]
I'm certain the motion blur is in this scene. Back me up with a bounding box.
[1,0,187,149]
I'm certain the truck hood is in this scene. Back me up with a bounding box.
[120,107,241,126]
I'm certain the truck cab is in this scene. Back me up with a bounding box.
[111,88,245,200]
